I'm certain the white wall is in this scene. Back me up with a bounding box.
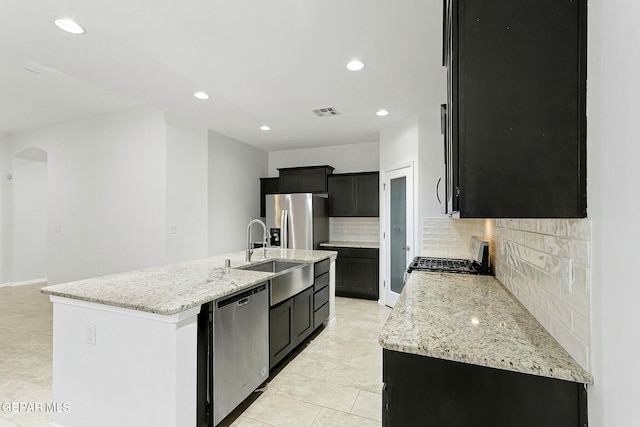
[10,108,168,285]
[208,130,268,256]
[418,107,446,219]
[0,133,11,284]
[12,157,47,283]
[165,125,208,263]
[268,141,379,176]
[588,0,640,424]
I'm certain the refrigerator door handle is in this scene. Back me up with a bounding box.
[281,210,288,249]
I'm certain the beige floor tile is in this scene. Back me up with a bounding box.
[311,407,380,427]
[0,379,43,401]
[0,417,20,427]
[230,415,275,427]
[242,392,322,427]
[274,373,360,413]
[315,362,383,394]
[351,390,382,422]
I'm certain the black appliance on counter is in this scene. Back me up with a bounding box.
[406,236,490,276]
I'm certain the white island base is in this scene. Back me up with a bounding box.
[49,297,200,427]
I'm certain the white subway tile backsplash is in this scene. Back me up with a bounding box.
[421,216,592,372]
[329,217,380,242]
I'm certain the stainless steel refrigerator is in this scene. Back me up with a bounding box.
[265,193,328,250]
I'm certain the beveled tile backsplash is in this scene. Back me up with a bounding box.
[421,217,591,371]
[422,217,486,258]
[329,217,380,243]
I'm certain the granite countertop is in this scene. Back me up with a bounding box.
[41,248,337,315]
[379,272,593,384]
[319,241,379,249]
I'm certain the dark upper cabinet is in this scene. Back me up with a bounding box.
[277,165,335,193]
[259,177,279,217]
[328,172,379,217]
[444,0,587,218]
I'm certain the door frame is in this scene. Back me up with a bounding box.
[380,162,414,307]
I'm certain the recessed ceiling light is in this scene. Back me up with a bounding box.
[376,109,389,117]
[260,125,271,131]
[54,18,85,35]
[346,60,365,71]
[194,91,209,100]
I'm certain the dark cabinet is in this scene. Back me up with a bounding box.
[328,172,379,217]
[278,165,334,193]
[269,298,294,369]
[383,349,587,427]
[293,287,313,343]
[325,247,378,300]
[259,177,279,217]
[268,283,317,369]
[444,0,587,218]
[312,258,331,329]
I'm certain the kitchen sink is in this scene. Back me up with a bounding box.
[236,260,313,306]
[237,260,305,273]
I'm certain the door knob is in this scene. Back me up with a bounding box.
[401,246,410,251]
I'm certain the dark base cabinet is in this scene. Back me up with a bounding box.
[269,286,315,369]
[269,259,331,370]
[327,247,378,300]
[383,349,588,427]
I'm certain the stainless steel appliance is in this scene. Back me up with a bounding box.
[212,283,269,425]
[406,236,490,276]
[265,193,328,250]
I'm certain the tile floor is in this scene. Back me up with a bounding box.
[0,283,53,427]
[0,284,391,427]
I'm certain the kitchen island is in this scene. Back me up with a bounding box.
[379,272,593,426]
[41,248,337,427]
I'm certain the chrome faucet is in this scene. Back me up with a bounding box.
[246,219,269,262]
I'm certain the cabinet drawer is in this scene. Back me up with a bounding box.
[314,285,330,310]
[313,301,330,329]
[323,247,377,259]
[314,272,329,292]
[315,258,330,277]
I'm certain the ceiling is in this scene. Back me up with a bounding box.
[0,0,444,152]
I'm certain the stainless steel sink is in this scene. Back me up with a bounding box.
[236,260,313,306]
[237,260,304,274]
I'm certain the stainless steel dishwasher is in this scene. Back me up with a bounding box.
[213,283,269,425]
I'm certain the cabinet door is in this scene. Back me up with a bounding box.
[455,0,586,218]
[349,257,379,300]
[354,173,379,217]
[328,175,355,216]
[334,257,351,295]
[269,299,294,369]
[293,287,314,344]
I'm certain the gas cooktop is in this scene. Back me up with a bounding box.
[406,237,491,275]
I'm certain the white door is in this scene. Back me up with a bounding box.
[384,165,414,307]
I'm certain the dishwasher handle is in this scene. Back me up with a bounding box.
[217,283,266,309]
[237,297,251,307]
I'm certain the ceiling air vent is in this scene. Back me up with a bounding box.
[311,107,340,117]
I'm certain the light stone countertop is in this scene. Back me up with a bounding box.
[319,241,379,249]
[379,272,593,384]
[41,248,337,315]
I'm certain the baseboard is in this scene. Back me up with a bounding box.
[0,278,48,288]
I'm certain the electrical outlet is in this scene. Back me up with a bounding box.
[86,323,96,345]
[170,225,177,235]
[561,257,573,294]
